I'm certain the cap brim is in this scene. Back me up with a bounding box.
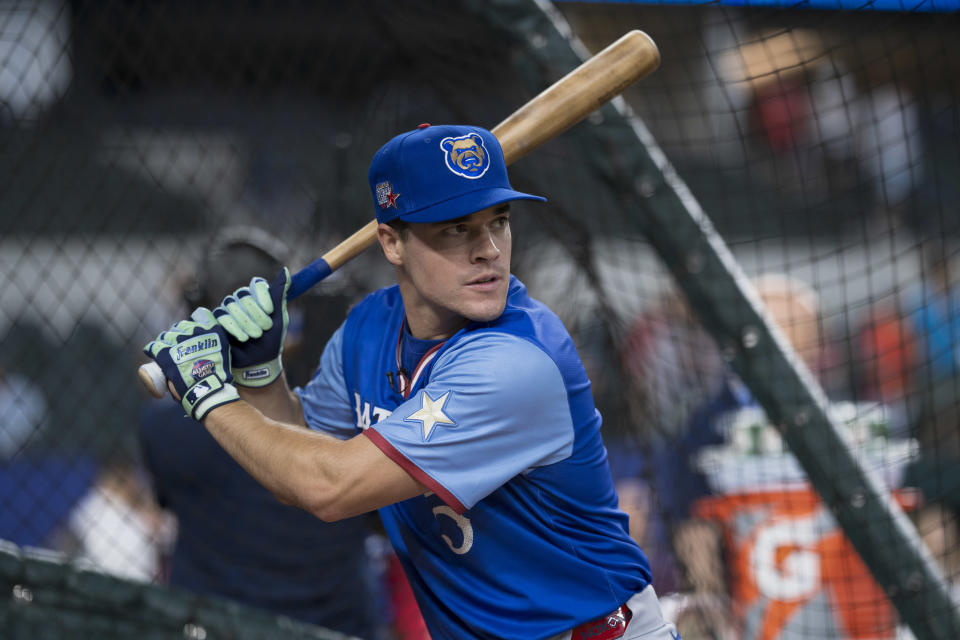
[399,187,546,223]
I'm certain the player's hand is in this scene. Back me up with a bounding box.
[207,267,290,387]
[143,316,240,420]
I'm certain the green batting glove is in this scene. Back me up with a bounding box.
[209,268,291,387]
[144,315,240,420]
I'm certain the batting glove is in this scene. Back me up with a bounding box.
[207,267,290,388]
[144,316,240,420]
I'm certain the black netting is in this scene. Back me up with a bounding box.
[1,1,959,638]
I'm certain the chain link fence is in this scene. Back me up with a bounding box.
[1,0,959,638]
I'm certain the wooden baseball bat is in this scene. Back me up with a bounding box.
[139,29,660,398]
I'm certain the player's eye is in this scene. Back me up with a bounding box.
[443,223,469,236]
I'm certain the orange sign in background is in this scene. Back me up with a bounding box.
[694,489,916,640]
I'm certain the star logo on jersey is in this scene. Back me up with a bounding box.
[405,391,455,441]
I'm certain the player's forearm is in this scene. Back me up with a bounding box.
[236,372,305,427]
[201,399,345,518]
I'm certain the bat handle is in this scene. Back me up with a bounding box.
[139,361,168,398]
[287,257,333,300]
[289,218,380,299]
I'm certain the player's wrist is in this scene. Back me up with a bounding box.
[182,374,240,420]
[232,356,283,387]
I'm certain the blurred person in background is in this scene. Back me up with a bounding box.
[64,456,172,582]
[855,82,923,222]
[0,319,164,578]
[668,275,824,636]
[138,226,385,638]
[574,302,695,630]
[621,290,726,442]
[612,289,726,601]
[674,274,824,520]
[0,332,97,552]
[902,243,960,599]
[668,274,919,640]
[0,364,48,459]
[905,244,960,457]
[854,302,914,436]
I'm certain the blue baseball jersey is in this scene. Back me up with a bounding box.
[298,276,651,640]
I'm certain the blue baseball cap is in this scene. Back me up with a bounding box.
[368,124,546,224]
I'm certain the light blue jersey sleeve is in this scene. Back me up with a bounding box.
[296,325,357,439]
[366,332,575,512]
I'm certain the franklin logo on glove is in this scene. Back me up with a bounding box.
[241,367,271,381]
[173,335,221,363]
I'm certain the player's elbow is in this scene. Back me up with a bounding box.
[293,433,391,522]
[295,462,358,522]
[301,483,354,522]
[263,480,333,518]
[267,436,355,522]
[309,504,349,523]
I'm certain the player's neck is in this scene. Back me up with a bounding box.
[400,294,470,340]
[403,309,468,341]
[396,278,469,340]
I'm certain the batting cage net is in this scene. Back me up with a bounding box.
[1,0,959,638]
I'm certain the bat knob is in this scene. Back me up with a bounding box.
[138,362,168,399]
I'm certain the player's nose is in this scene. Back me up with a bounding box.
[471,228,501,262]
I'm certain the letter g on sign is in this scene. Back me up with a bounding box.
[750,514,820,601]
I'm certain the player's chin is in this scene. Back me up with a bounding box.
[462,294,508,324]
[460,277,508,317]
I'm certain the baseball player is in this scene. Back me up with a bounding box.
[144,124,681,640]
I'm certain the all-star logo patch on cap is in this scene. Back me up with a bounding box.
[368,124,546,224]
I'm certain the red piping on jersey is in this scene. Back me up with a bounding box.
[395,322,447,399]
[363,429,467,514]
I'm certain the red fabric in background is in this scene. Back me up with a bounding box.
[387,552,431,640]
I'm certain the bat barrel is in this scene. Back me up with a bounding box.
[494,30,660,165]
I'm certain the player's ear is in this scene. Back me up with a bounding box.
[377,223,404,267]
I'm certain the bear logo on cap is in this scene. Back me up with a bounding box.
[440,133,490,179]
